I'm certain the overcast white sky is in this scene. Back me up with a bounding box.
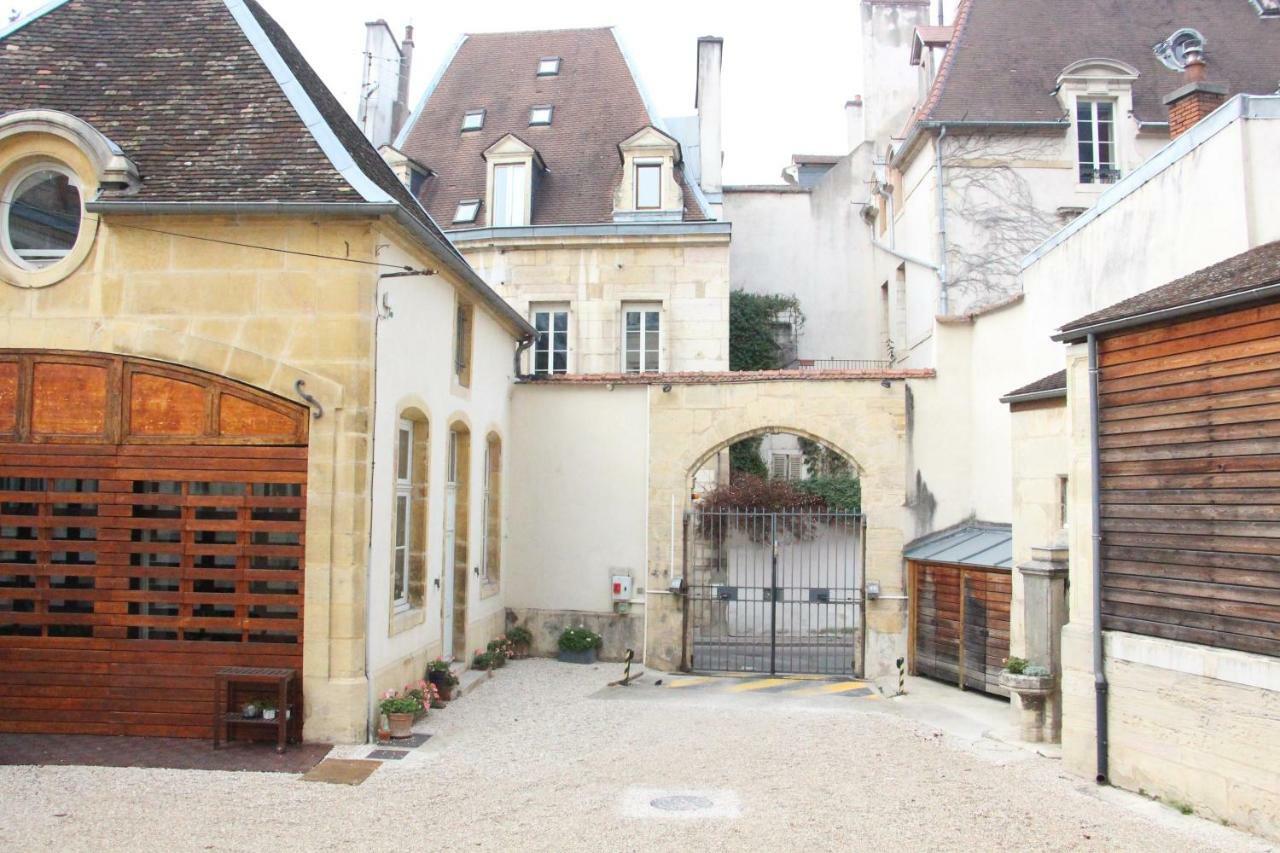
[11,0,869,184]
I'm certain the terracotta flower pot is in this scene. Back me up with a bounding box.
[388,712,414,739]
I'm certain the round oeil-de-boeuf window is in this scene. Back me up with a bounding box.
[3,165,83,271]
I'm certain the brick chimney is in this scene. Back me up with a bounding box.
[1163,42,1228,139]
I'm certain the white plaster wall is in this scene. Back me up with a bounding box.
[724,149,884,363]
[367,237,516,685]
[506,384,649,614]
[860,0,933,149]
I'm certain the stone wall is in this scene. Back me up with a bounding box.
[457,232,730,373]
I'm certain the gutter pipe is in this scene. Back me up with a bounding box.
[1088,333,1109,784]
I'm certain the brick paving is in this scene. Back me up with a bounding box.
[0,734,331,774]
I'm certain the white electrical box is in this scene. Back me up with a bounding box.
[611,574,633,601]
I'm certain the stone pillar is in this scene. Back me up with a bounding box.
[1009,542,1069,742]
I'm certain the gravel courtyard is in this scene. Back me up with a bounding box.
[0,660,1267,852]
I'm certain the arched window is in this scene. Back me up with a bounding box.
[481,434,502,585]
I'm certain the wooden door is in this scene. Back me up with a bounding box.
[910,561,1011,697]
[0,351,309,738]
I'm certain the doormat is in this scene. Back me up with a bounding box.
[367,749,408,760]
[301,758,381,785]
[390,733,432,748]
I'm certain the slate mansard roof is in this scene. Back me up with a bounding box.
[1057,240,1280,341]
[911,0,1280,132]
[395,27,707,228]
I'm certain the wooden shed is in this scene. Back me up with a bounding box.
[906,524,1013,696]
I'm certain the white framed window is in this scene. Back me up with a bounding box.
[461,109,485,132]
[622,304,661,373]
[537,57,561,76]
[491,162,528,227]
[635,161,661,209]
[1,163,82,271]
[453,199,480,224]
[1076,100,1118,184]
[529,105,553,126]
[392,418,413,612]
[532,307,569,376]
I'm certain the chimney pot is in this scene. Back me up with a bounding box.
[1163,46,1227,140]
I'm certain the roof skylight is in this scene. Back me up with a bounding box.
[529,106,553,126]
[453,199,481,224]
[461,109,485,132]
[537,57,561,76]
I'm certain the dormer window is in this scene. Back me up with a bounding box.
[635,161,661,209]
[1076,100,1118,184]
[537,57,561,76]
[529,106,553,126]
[492,163,528,227]
[462,109,485,132]
[453,199,481,224]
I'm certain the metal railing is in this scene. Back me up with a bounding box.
[794,359,892,371]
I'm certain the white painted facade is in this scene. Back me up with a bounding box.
[366,237,518,702]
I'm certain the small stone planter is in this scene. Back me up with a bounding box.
[558,648,598,665]
[999,671,1057,743]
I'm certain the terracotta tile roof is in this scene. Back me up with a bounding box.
[397,27,707,227]
[0,0,449,245]
[1001,369,1066,403]
[1058,240,1280,340]
[912,0,1280,129]
[521,369,936,385]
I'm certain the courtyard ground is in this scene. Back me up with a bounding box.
[0,659,1269,852]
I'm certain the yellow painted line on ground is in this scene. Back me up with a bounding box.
[666,677,714,689]
[725,678,792,693]
[792,681,870,697]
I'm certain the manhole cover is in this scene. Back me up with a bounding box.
[650,795,714,812]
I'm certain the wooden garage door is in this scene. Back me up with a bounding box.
[0,352,308,738]
[910,561,1011,697]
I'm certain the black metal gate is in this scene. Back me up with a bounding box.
[684,508,864,676]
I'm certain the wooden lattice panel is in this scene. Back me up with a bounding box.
[0,351,308,738]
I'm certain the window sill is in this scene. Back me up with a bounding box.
[479,580,501,600]
[388,604,427,637]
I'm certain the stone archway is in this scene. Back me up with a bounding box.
[642,377,911,677]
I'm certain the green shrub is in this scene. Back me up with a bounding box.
[558,627,602,653]
[795,475,861,512]
[1004,656,1029,675]
[472,650,495,670]
[506,626,533,647]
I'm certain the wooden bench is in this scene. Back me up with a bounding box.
[213,667,300,754]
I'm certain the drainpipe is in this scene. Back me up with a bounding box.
[1088,333,1109,784]
[935,126,950,314]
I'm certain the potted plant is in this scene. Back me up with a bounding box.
[404,680,438,718]
[557,626,602,665]
[241,700,259,719]
[259,699,277,721]
[506,626,533,659]
[426,658,459,701]
[487,637,513,668]
[472,649,495,671]
[379,687,425,739]
[998,657,1057,743]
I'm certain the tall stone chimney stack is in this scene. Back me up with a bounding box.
[1163,41,1228,139]
[846,96,865,152]
[357,20,412,148]
[696,36,724,198]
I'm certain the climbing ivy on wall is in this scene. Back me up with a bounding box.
[729,290,805,371]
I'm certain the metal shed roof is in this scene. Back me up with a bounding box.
[904,524,1013,569]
